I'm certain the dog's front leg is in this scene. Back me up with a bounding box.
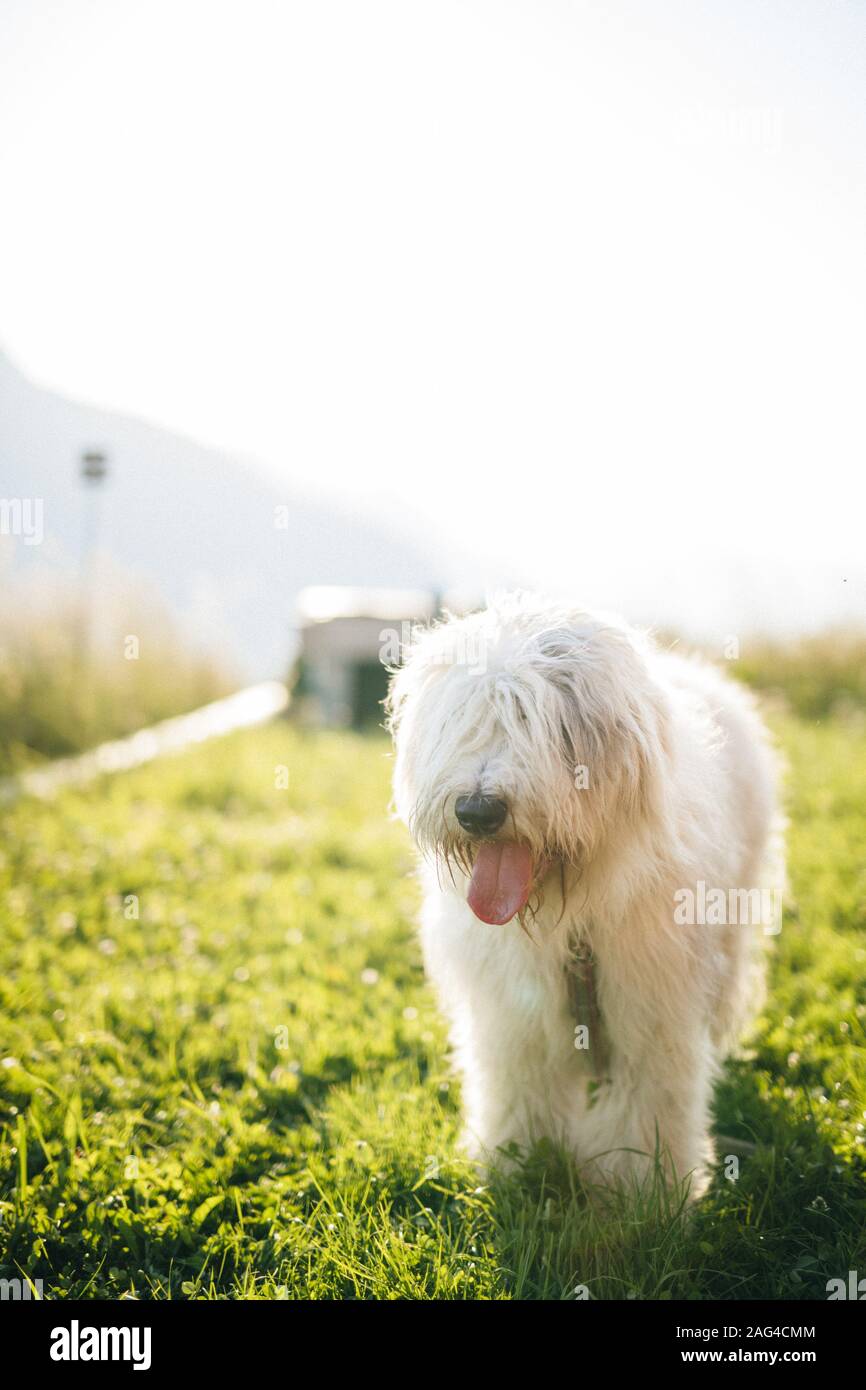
[592,910,717,1199]
[420,892,577,1168]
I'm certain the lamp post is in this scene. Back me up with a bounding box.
[81,449,108,485]
[79,449,109,739]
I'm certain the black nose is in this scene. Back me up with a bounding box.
[455,793,508,836]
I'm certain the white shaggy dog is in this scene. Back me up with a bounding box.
[387,594,781,1199]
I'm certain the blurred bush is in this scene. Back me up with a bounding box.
[733,630,866,721]
[0,570,234,773]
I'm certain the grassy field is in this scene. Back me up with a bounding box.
[1,712,865,1300]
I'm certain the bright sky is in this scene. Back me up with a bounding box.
[1,0,865,637]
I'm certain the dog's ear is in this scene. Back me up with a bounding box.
[535,626,608,768]
[536,623,670,822]
[611,688,671,822]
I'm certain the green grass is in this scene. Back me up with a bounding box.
[1,714,865,1300]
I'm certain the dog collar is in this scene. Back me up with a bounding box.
[567,946,610,1084]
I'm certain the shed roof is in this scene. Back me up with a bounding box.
[296,586,437,625]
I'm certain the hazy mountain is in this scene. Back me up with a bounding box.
[0,350,459,678]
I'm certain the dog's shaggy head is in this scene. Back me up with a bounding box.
[387,594,670,925]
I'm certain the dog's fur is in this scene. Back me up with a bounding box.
[387,594,782,1198]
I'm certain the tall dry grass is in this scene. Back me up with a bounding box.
[0,569,234,773]
[732,629,866,720]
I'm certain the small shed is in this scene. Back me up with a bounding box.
[294,586,438,728]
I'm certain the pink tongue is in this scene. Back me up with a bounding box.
[467,842,534,925]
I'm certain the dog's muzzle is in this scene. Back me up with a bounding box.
[454,793,508,837]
